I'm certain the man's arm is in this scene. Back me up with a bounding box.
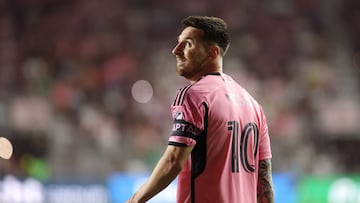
[257,159,274,203]
[126,145,194,203]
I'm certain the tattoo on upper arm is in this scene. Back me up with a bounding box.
[257,159,274,203]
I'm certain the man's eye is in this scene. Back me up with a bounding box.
[185,42,192,48]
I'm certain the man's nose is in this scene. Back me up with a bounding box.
[172,43,182,56]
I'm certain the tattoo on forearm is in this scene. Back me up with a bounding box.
[257,159,274,203]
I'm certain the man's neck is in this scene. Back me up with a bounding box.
[187,68,223,84]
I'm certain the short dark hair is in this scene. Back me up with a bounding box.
[182,16,230,55]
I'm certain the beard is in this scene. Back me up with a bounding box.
[174,54,209,80]
[175,63,185,76]
[175,58,188,76]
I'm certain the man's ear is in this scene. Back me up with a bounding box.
[209,45,220,59]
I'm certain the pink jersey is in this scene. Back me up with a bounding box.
[168,73,272,203]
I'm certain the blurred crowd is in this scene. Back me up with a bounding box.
[0,0,359,181]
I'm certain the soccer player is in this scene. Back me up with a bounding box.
[126,16,274,203]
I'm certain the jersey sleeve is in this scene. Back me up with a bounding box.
[168,86,205,147]
[258,107,272,160]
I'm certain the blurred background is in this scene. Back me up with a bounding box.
[0,0,359,202]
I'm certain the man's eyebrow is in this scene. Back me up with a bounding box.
[177,36,194,42]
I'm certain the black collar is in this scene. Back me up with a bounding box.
[206,72,221,76]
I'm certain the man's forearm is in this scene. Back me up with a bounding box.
[126,145,193,203]
[257,159,274,203]
[127,154,182,203]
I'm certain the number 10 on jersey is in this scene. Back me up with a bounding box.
[228,121,259,173]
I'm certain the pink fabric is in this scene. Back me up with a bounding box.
[169,73,272,203]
